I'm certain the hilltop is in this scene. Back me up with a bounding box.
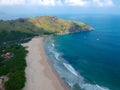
[0,16,93,43]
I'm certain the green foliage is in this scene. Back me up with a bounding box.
[0,45,27,90]
[0,31,36,43]
[5,71,25,90]
[0,16,92,43]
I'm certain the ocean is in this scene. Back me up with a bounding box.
[44,15,120,90]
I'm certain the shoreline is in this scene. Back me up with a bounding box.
[22,36,69,90]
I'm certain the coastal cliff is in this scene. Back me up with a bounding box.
[0,16,93,43]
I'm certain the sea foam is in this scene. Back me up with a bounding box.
[44,37,110,90]
[63,63,79,77]
[80,83,110,90]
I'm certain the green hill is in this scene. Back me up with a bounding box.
[0,16,93,43]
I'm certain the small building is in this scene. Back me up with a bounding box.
[0,77,4,85]
[0,76,8,83]
[0,76,8,90]
[1,52,14,59]
[51,16,57,21]
[0,84,3,90]
[0,79,2,85]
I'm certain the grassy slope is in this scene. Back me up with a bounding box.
[0,16,93,43]
[28,16,92,34]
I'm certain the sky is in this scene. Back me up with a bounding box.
[0,0,120,17]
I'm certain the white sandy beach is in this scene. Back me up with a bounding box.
[22,37,68,90]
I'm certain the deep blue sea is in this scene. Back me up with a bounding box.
[45,15,120,90]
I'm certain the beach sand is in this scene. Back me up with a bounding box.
[22,37,68,90]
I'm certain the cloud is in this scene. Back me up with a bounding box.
[0,0,62,6]
[28,0,62,6]
[64,0,88,6]
[0,0,115,7]
[0,0,25,5]
[93,0,114,7]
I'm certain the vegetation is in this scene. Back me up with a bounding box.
[0,16,93,43]
[0,16,93,90]
[0,31,36,43]
[28,16,93,34]
[0,45,27,90]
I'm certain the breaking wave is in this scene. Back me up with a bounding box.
[44,37,110,90]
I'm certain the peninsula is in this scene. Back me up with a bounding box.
[0,16,93,90]
[0,16,93,43]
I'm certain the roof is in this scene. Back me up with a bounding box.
[0,84,3,89]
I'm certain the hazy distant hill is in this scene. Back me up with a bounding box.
[0,16,93,43]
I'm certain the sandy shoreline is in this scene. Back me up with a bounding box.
[22,37,69,90]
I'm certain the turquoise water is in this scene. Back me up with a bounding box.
[45,15,120,90]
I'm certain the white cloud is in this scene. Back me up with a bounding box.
[0,0,25,5]
[29,0,54,6]
[28,0,62,6]
[0,0,115,7]
[93,0,114,7]
[64,0,88,6]
[0,0,62,6]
